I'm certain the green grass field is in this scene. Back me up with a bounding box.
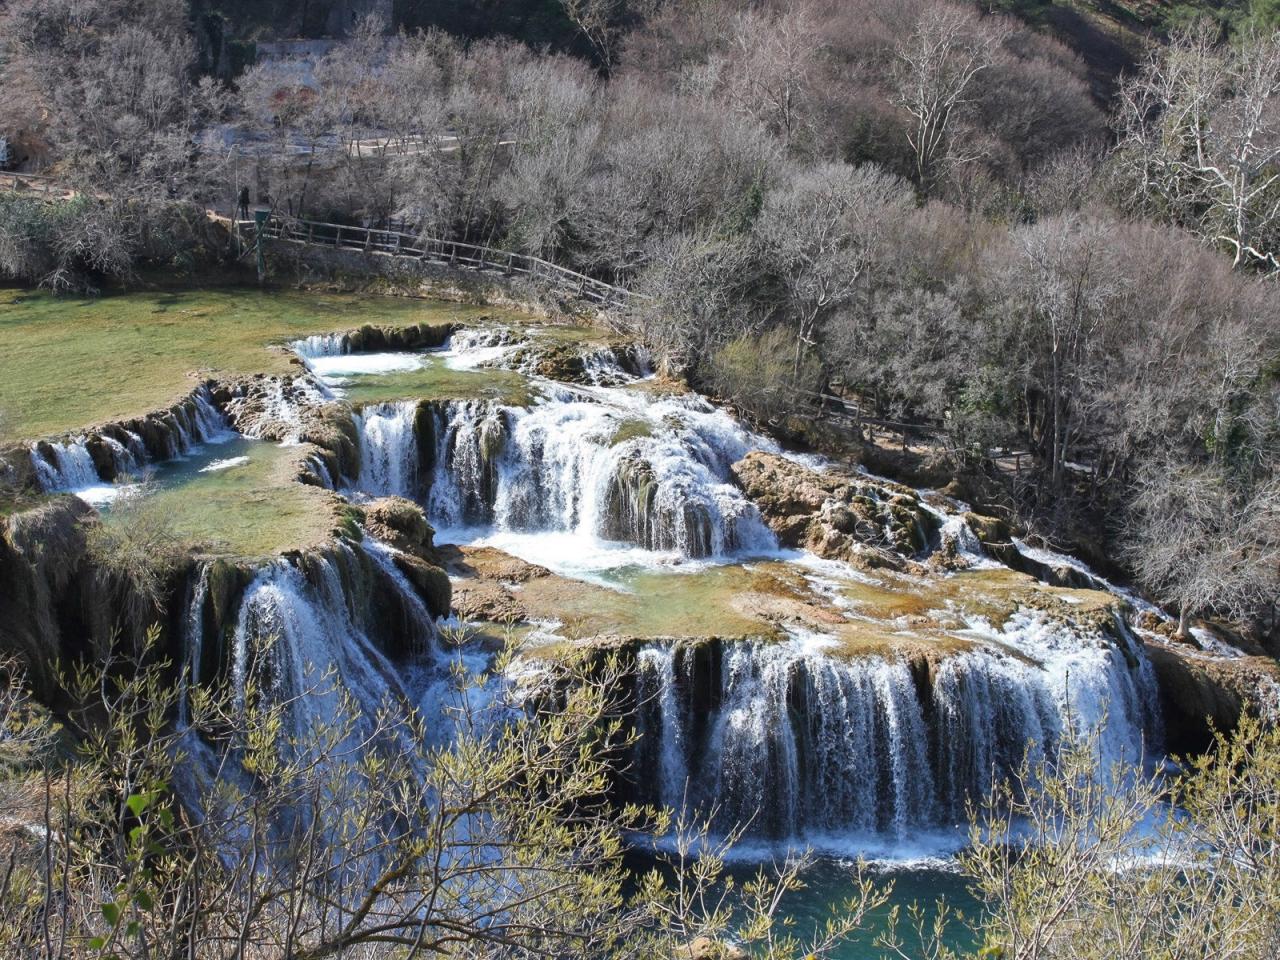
[0,286,507,443]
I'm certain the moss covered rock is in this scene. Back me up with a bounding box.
[363,496,435,554]
[392,553,452,619]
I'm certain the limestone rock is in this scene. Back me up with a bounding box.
[731,451,936,566]
[1143,639,1280,753]
[393,553,452,619]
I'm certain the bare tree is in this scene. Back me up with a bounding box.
[989,216,1123,490]
[560,0,654,74]
[756,160,913,378]
[1116,22,1280,272]
[722,8,824,153]
[892,1,1007,195]
[1125,459,1280,634]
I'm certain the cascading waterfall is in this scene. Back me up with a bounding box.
[293,332,350,358]
[192,385,234,444]
[30,385,233,494]
[29,439,101,492]
[631,614,1161,841]
[154,384,234,459]
[633,640,934,839]
[428,399,506,526]
[173,542,445,840]
[317,323,1167,852]
[225,543,435,745]
[355,401,422,498]
[358,389,778,558]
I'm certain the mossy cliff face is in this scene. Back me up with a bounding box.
[1142,640,1280,754]
[358,496,451,620]
[0,494,452,712]
[341,322,455,353]
[0,498,195,705]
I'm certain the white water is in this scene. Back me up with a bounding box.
[193,385,236,445]
[30,440,102,492]
[224,542,436,742]
[315,324,1168,853]
[292,332,349,358]
[29,385,235,502]
[633,608,1161,842]
[226,376,331,442]
[200,455,250,473]
[352,387,778,560]
[355,401,422,497]
[440,327,520,371]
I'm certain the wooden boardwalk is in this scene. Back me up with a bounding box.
[238,214,638,312]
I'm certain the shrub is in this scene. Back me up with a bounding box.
[705,327,820,425]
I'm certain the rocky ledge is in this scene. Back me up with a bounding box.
[356,496,451,620]
[730,452,938,568]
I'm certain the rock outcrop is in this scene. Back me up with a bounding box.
[358,497,451,620]
[0,496,195,703]
[730,452,936,567]
[505,340,648,384]
[1143,638,1280,753]
[438,545,556,623]
[339,322,455,353]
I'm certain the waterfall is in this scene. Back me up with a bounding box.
[30,386,234,496]
[355,401,422,498]
[428,400,507,525]
[227,544,431,736]
[30,439,101,491]
[631,615,1160,841]
[192,385,235,444]
[635,641,934,839]
[303,452,337,489]
[293,332,350,358]
[355,391,777,557]
[363,537,440,657]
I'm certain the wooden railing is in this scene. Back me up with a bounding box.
[240,215,638,311]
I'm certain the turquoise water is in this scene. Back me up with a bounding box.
[761,859,979,959]
[626,852,981,959]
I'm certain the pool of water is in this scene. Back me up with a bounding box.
[624,851,980,959]
[100,436,336,556]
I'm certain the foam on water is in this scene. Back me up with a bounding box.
[439,327,520,370]
[358,386,782,560]
[628,599,1161,843]
[199,455,250,473]
[443,526,711,586]
[307,352,426,384]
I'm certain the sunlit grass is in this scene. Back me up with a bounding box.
[0,286,508,443]
[341,358,536,407]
